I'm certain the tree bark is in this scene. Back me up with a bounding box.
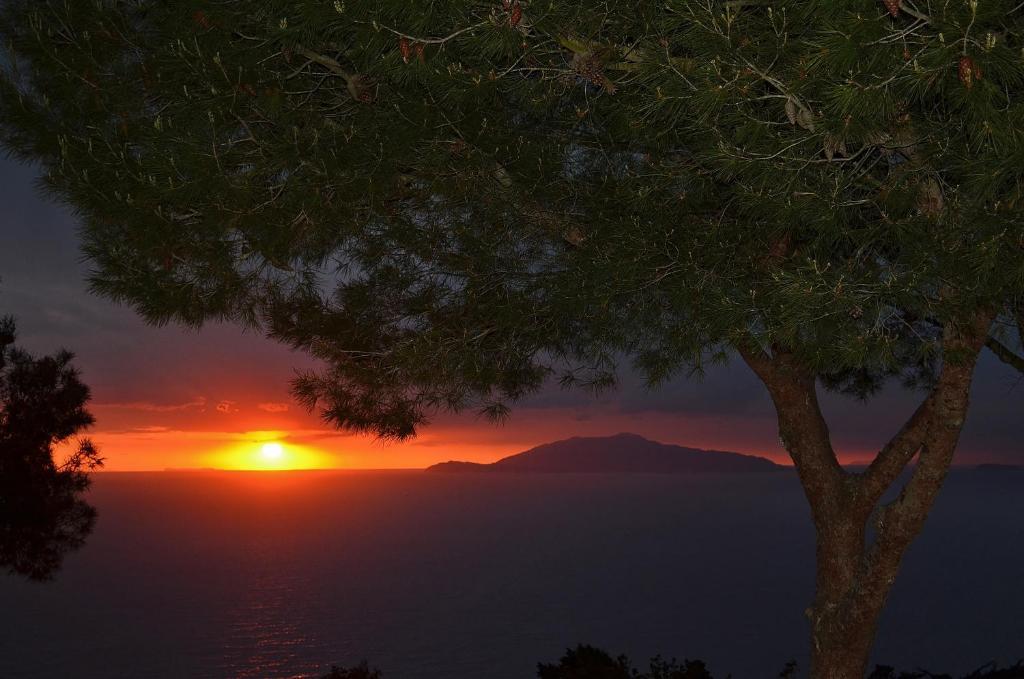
[738,311,993,679]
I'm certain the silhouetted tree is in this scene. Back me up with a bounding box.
[316,652,1024,679]
[647,657,715,679]
[319,661,383,679]
[538,646,637,679]
[538,645,715,679]
[2,2,1023,675]
[0,315,102,580]
[778,660,800,679]
[867,662,1024,679]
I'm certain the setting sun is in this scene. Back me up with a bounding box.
[200,432,334,471]
[260,442,284,460]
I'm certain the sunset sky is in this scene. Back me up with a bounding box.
[2,156,1022,471]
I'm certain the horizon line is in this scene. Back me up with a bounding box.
[84,461,1022,474]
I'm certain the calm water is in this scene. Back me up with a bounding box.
[0,470,1021,678]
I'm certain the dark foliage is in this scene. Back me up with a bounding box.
[319,661,382,679]
[867,661,1024,679]
[1,1,1020,439]
[320,648,1024,679]
[537,645,714,679]
[537,645,636,679]
[0,315,102,580]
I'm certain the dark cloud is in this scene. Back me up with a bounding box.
[614,363,767,416]
[94,397,208,413]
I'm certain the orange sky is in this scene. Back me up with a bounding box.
[77,398,796,471]
[46,314,1020,472]
[73,356,1021,471]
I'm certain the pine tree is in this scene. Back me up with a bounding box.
[1,1,1022,673]
[0,316,102,580]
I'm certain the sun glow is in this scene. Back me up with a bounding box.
[201,431,334,470]
[261,442,284,460]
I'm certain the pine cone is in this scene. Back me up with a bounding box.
[399,38,411,63]
[958,55,981,89]
[572,52,616,94]
[882,0,901,17]
[563,226,585,246]
[509,2,523,27]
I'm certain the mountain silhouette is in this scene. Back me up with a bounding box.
[426,433,782,474]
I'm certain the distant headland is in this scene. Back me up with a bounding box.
[426,433,782,474]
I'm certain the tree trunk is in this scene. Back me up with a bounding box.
[808,592,881,679]
[807,519,888,679]
[738,312,993,679]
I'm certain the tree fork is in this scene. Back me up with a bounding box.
[740,311,994,679]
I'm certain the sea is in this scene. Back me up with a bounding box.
[0,470,1021,679]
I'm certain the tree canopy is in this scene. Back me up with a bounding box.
[1,0,1021,438]
[0,315,102,580]
[3,2,1023,673]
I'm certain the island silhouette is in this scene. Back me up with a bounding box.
[426,433,782,474]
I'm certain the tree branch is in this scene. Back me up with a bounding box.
[364,20,490,46]
[735,341,774,382]
[854,310,995,612]
[857,394,935,506]
[294,46,352,81]
[293,46,372,103]
[986,336,1024,374]
[738,343,846,524]
[858,310,998,508]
